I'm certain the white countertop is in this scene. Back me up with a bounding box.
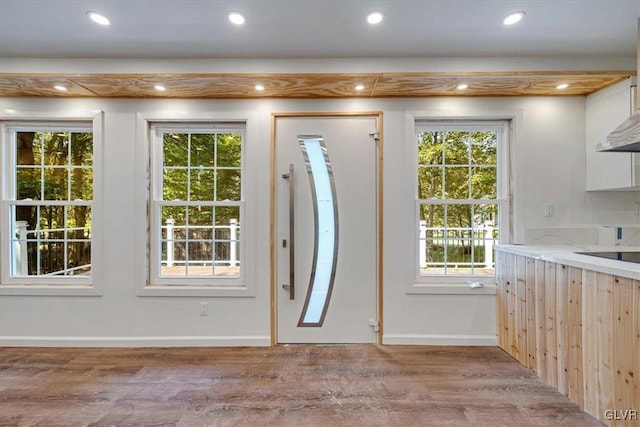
[495,244,640,280]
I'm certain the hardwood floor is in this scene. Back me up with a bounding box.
[0,345,603,427]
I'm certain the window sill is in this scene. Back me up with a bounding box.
[0,284,100,297]
[138,285,254,298]
[407,283,497,295]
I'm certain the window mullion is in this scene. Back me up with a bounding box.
[213,132,218,202]
[185,133,192,277]
[467,133,472,200]
[440,132,445,199]
[155,129,163,203]
[470,204,475,275]
[212,132,218,277]
[67,132,71,202]
[39,133,45,202]
[36,205,41,276]
[63,205,68,276]
[441,204,446,275]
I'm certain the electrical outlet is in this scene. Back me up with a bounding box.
[544,203,554,218]
[199,302,208,316]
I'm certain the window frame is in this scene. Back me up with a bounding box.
[0,111,103,296]
[150,123,245,286]
[136,112,256,298]
[413,120,510,286]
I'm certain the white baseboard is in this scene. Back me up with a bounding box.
[1,334,496,347]
[383,334,497,346]
[0,335,271,347]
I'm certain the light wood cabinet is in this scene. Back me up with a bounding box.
[496,251,640,426]
[585,77,639,191]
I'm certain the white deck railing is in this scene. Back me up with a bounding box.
[12,221,91,275]
[162,218,239,268]
[419,221,496,268]
[12,219,240,275]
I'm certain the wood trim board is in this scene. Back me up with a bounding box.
[0,71,634,98]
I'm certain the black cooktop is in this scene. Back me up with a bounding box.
[575,251,640,264]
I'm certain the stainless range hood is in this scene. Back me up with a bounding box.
[597,111,640,152]
[598,19,640,153]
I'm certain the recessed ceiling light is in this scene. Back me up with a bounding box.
[255,84,265,91]
[86,11,110,26]
[366,11,383,25]
[355,84,365,91]
[154,85,166,91]
[556,83,570,90]
[503,11,525,25]
[228,12,246,25]
[54,85,68,92]
[456,83,469,90]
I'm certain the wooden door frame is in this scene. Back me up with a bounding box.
[270,112,384,345]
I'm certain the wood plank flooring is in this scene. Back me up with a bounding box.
[0,345,603,427]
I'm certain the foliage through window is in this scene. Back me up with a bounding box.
[2,125,93,278]
[152,125,243,282]
[417,123,506,278]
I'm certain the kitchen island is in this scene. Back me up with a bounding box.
[495,245,639,426]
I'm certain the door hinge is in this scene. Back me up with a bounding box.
[368,318,380,332]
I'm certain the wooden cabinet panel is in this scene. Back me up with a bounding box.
[535,259,547,379]
[496,251,508,351]
[525,257,537,372]
[567,266,584,407]
[597,272,615,419]
[635,279,640,423]
[497,252,639,427]
[613,277,636,426]
[545,261,559,388]
[495,253,536,368]
[507,254,518,359]
[496,253,533,364]
[582,270,601,418]
[556,264,569,395]
[583,272,639,426]
[516,255,528,366]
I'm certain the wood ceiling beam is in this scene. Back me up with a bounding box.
[0,71,634,98]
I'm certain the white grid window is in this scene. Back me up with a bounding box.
[416,122,508,281]
[1,124,93,281]
[151,124,244,285]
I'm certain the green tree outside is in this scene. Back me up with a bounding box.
[15,131,93,275]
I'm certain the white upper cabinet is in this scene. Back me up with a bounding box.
[585,77,639,191]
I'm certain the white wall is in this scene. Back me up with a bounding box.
[0,96,636,347]
[514,96,640,244]
[1,56,635,74]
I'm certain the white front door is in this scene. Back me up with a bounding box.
[274,114,380,344]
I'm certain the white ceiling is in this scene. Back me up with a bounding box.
[0,0,638,59]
